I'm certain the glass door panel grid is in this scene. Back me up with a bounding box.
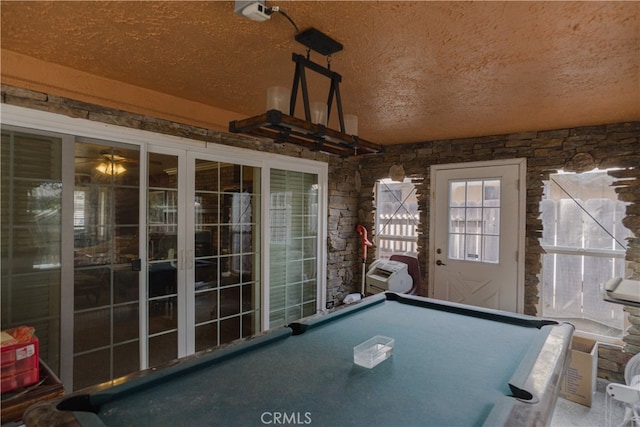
[1,130,63,374]
[73,142,140,390]
[148,152,179,365]
[448,179,501,263]
[269,170,318,328]
[193,160,261,352]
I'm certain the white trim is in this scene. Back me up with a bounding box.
[2,104,319,169]
[429,158,526,171]
[138,145,149,370]
[176,152,188,357]
[261,167,271,329]
[60,134,76,392]
[517,158,527,313]
[429,158,527,313]
[1,104,328,173]
[541,245,627,258]
[317,171,328,313]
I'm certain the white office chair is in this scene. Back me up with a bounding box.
[606,353,640,426]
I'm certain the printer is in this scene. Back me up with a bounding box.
[365,259,413,295]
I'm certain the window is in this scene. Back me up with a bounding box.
[448,179,501,263]
[541,169,630,340]
[375,178,420,259]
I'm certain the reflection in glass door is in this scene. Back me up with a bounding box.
[147,152,181,366]
[191,159,261,353]
[147,152,262,366]
[1,129,63,374]
[73,141,140,390]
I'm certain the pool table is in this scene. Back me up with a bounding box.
[24,292,573,427]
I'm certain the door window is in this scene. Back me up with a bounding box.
[448,179,501,263]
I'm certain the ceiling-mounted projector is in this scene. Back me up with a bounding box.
[235,1,271,22]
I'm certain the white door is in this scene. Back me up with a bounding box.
[430,159,526,313]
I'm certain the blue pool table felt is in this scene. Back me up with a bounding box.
[85,295,551,427]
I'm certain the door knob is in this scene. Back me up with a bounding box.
[436,260,446,266]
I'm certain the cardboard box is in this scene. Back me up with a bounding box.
[560,336,598,407]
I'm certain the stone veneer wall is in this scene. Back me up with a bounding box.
[2,84,639,380]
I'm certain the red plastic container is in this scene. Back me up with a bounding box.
[1,333,39,393]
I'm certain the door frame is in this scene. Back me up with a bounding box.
[428,158,527,313]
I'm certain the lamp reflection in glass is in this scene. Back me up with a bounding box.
[96,162,127,175]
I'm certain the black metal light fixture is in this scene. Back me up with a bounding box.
[229,28,382,157]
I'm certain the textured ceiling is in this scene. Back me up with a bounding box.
[1,1,639,145]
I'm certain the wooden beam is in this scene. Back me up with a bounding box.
[229,111,383,157]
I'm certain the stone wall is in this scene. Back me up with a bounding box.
[2,84,639,380]
[326,157,362,307]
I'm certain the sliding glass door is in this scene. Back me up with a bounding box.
[2,106,327,392]
[269,169,319,328]
[146,149,261,367]
[72,140,141,390]
[191,158,261,353]
[146,150,182,366]
[1,129,63,374]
